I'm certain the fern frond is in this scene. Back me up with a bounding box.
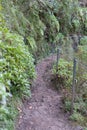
[27,36,37,51]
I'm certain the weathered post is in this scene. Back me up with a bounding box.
[71,58,77,114]
[56,48,60,89]
[51,43,55,54]
[56,48,60,73]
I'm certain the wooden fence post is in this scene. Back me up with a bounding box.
[71,58,77,114]
[56,48,60,89]
[56,48,60,73]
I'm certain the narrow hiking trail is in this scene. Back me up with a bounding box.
[16,55,77,130]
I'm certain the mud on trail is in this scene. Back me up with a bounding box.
[16,55,77,130]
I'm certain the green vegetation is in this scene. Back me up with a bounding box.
[0,0,87,129]
[0,1,35,129]
[53,58,73,88]
[2,0,87,58]
[53,42,87,126]
[0,32,35,96]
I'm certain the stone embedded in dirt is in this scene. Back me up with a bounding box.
[74,126,84,130]
[29,106,32,109]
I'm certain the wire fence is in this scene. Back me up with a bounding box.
[51,38,87,113]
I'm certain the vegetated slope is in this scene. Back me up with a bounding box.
[0,2,35,129]
[3,0,87,60]
[16,55,79,130]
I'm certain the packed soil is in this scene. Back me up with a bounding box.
[16,55,80,130]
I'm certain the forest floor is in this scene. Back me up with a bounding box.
[16,55,81,130]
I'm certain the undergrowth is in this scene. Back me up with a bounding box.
[52,42,87,127]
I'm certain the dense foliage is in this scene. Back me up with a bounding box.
[0,31,35,96]
[0,2,35,129]
[2,0,87,58]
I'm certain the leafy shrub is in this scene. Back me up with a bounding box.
[80,36,87,46]
[76,45,87,103]
[0,31,35,96]
[0,97,19,130]
[53,58,73,87]
[64,100,71,112]
[70,112,84,123]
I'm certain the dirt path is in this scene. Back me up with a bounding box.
[16,55,77,130]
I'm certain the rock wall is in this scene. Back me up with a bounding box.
[79,0,87,6]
